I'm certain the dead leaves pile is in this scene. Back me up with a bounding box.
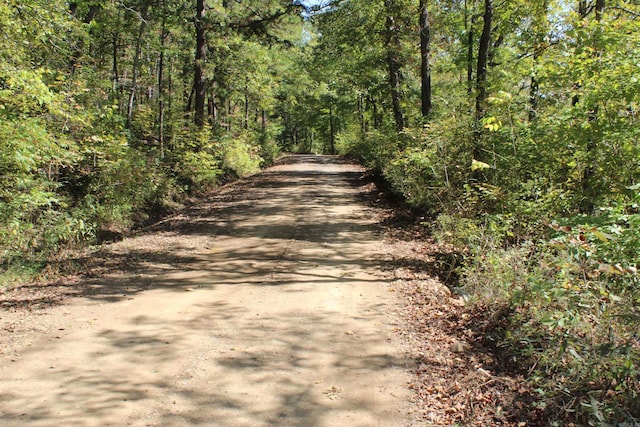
[388,238,535,426]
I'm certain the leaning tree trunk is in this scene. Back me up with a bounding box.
[329,104,336,155]
[69,3,101,76]
[194,0,207,127]
[572,1,588,106]
[158,8,168,158]
[244,77,249,130]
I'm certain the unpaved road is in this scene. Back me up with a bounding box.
[0,155,410,426]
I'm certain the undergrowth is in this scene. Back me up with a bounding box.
[435,206,640,426]
[335,107,640,425]
[1,121,279,287]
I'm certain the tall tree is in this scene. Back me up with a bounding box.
[194,0,207,127]
[580,0,605,212]
[126,2,150,127]
[527,0,550,121]
[466,0,476,95]
[475,0,493,122]
[384,0,405,132]
[419,0,432,118]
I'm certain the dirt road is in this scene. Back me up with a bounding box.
[0,155,410,426]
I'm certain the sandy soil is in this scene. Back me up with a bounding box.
[0,155,411,426]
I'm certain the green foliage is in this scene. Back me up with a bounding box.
[426,167,640,426]
[178,150,222,192]
[79,136,166,231]
[1,0,639,421]
[258,122,283,165]
[0,0,306,281]
[221,132,262,178]
[435,198,640,424]
[172,127,223,193]
[303,0,640,423]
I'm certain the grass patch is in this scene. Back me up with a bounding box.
[0,259,48,288]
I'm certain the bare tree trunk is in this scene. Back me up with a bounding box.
[127,3,150,128]
[186,82,195,115]
[329,104,336,155]
[112,33,119,93]
[529,52,539,121]
[158,5,168,158]
[358,95,366,134]
[581,0,605,213]
[244,78,249,130]
[69,4,101,76]
[473,0,493,160]
[420,0,432,118]
[384,0,405,132]
[572,1,588,106]
[194,0,207,127]
[475,0,492,122]
[466,0,476,95]
[370,97,381,129]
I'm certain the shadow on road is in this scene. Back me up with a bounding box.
[72,154,382,303]
[0,155,408,427]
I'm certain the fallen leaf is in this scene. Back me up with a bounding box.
[323,386,342,400]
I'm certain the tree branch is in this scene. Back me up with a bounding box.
[609,5,640,18]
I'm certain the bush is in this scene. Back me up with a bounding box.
[221,132,262,178]
[441,206,640,425]
[177,150,223,192]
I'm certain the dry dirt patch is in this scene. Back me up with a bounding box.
[0,155,411,426]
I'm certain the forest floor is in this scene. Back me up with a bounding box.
[0,155,529,426]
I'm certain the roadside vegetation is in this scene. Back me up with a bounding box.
[297,0,640,425]
[2,0,639,425]
[0,1,306,284]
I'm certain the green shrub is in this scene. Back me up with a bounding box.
[178,150,223,192]
[442,206,640,425]
[259,122,283,165]
[221,132,262,178]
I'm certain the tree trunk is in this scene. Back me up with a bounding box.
[358,95,366,134]
[572,1,589,106]
[473,0,493,161]
[370,97,381,129]
[466,0,475,95]
[127,3,150,128]
[194,0,207,127]
[112,33,120,94]
[488,34,504,67]
[529,51,539,121]
[158,9,167,158]
[329,104,336,155]
[420,0,432,118]
[69,4,101,76]
[595,0,605,21]
[581,0,605,213]
[384,0,405,132]
[244,78,249,130]
[528,0,549,121]
[475,0,492,122]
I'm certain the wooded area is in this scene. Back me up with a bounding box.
[1,0,639,424]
